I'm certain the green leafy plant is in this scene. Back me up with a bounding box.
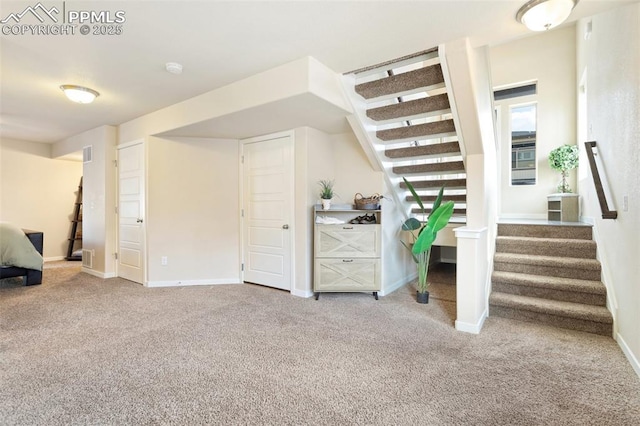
[548,144,579,193]
[400,178,455,294]
[318,179,335,200]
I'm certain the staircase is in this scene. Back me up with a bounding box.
[489,223,613,336]
[346,48,466,221]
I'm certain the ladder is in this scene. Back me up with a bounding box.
[66,177,83,261]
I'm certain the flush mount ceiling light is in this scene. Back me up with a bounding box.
[60,84,100,104]
[516,0,579,31]
[165,62,183,75]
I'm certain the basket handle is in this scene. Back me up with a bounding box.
[354,193,363,200]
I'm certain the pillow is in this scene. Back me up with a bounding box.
[0,222,43,271]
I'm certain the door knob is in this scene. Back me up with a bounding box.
[137,218,143,223]
[282,224,289,229]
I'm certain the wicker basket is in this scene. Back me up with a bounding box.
[354,193,381,210]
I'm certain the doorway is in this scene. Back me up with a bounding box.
[117,140,146,284]
[241,132,294,291]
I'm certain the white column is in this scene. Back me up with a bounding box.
[454,226,489,334]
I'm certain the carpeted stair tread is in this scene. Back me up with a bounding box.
[385,142,461,159]
[494,253,601,281]
[407,194,467,203]
[400,178,466,190]
[355,65,444,99]
[367,94,450,121]
[494,253,601,270]
[492,271,606,306]
[498,223,592,240]
[490,292,612,324]
[393,160,465,175]
[377,119,455,142]
[496,236,597,259]
[412,208,466,216]
[492,271,606,295]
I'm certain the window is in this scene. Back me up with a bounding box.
[510,104,537,185]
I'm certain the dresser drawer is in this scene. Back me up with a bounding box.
[314,224,381,258]
[314,258,381,292]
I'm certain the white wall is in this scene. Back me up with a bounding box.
[146,136,240,285]
[491,26,577,218]
[0,138,82,259]
[55,126,117,276]
[576,3,640,376]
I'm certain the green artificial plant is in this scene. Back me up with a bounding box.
[318,179,335,200]
[400,178,455,294]
[548,144,579,193]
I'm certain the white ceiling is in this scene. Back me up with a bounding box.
[0,0,634,144]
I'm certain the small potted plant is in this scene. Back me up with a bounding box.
[400,178,454,304]
[548,144,579,193]
[318,179,335,210]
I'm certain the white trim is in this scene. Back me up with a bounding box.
[454,226,488,239]
[116,138,144,150]
[590,217,619,334]
[44,256,65,262]
[616,333,640,379]
[82,268,116,279]
[580,215,595,225]
[455,307,488,334]
[146,279,242,288]
[291,288,314,298]
[380,271,418,297]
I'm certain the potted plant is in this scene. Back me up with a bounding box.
[548,144,579,193]
[400,178,454,304]
[318,179,335,210]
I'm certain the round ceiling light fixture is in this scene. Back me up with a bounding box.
[165,62,183,75]
[60,84,100,104]
[516,0,579,32]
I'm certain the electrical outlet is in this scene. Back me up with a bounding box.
[623,195,629,212]
[161,256,168,266]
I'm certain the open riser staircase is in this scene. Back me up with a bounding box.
[489,223,612,336]
[345,48,467,222]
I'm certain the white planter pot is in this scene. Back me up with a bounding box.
[321,199,332,210]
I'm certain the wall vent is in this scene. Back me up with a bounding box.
[82,249,93,269]
[83,145,93,163]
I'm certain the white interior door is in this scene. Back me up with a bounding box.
[242,134,293,291]
[117,142,145,284]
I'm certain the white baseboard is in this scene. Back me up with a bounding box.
[380,271,417,297]
[81,268,116,279]
[455,308,488,334]
[291,288,314,298]
[146,279,242,288]
[616,333,640,379]
[44,256,65,262]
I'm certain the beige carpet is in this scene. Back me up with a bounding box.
[1,262,639,425]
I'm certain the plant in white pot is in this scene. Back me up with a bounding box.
[548,144,579,193]
[318,179,335,210]
[400,178,454,304]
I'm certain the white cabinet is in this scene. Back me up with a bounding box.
[313,206,381,300]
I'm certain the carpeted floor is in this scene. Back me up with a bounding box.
[1,262,638,425]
